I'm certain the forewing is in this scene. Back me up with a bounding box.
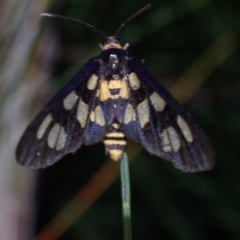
[16,58,107,168]
[122,56,215,172]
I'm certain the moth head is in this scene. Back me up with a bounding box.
[100,37,122,50]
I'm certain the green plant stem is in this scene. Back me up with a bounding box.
[120,151,132,240]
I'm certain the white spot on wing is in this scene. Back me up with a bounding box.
[137,98,149,127]
[177,116,193,143]
[77,99,89,127]
[87,74,98,90]
[90,110,95,122]
[150,92,166,112]
[37,114,52,139]
[48,123,60,148]
[124,103,136,124]
[160,129,171,152]
[129,72,140,90]
[63,91,78,110]
[168,126,181,151]
[160,126,181,152]
[95,106,105,126]
[56,126,67,150]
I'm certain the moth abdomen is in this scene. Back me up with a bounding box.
[103,123,126,161]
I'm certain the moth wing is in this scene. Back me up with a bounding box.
[16,58,107,168]
[121,57,215,172]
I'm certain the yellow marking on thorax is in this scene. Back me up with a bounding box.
[108,79,122,89]
[99,80,111,101]
[100,79,129,101]
[119,80,129,99]
[102,43,122,50]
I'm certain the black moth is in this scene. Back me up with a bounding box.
[16,5,215,172]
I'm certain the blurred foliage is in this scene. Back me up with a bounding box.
[28,0,240,239]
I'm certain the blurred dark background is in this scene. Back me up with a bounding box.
[1,0,240,240]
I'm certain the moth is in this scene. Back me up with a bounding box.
[16,5,215,172]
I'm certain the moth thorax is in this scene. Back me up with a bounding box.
[109,54,119,70]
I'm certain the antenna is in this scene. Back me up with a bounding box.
[114,4,151,37]
[40,4,151,39]
[40,13,107,38]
